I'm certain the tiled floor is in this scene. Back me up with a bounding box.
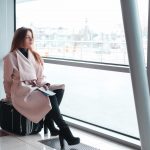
[0,127,138,150]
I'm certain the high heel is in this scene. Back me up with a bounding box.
[44,123,48,134]
[58,127,80,148]
[59,133,65,148]
[44,120,60,136]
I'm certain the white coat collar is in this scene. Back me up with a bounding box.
[15,49,37,81]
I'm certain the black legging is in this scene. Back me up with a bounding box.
[53,89,64,106]
[45,89,68,129]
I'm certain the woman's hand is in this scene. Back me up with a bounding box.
[43,83,51,91]
[30,79,38,87]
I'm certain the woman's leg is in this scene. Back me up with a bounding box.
[44,89,65,134]
[45,95,67,128]
[53,89,64,106]
[45,95,80,147]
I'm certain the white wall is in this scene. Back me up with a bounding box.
[0,0,14,99]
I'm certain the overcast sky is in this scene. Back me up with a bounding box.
[16,0,148,33]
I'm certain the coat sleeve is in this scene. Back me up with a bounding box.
[36,58,65,90]
[36,59,50,87]
[3,56,13,100]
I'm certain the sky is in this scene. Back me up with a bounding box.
[16,0,148,33]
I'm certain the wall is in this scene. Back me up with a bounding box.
[0,0,14,99]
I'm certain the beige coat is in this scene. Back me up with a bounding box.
[3,49,65,123]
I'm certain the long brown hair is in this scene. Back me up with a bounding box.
[10,27,43,65]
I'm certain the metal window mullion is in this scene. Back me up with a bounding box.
[43,58,130,73]
[147,0,150,93]
[120,0,150,150]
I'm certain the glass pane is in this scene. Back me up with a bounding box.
[137,0,148,63]
[16,0,148,139]
[16,0,129,65]
[44,63,139,138]
[16,0,148,65]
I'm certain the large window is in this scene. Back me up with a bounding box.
[16,0,129,65]
[44,63,139,138]
[16,0,148,139]
[16,0,148,65]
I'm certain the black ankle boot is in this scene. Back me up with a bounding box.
[44,119,60,136]
[59,126,80,148]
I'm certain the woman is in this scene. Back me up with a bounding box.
[3,27,80,148]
